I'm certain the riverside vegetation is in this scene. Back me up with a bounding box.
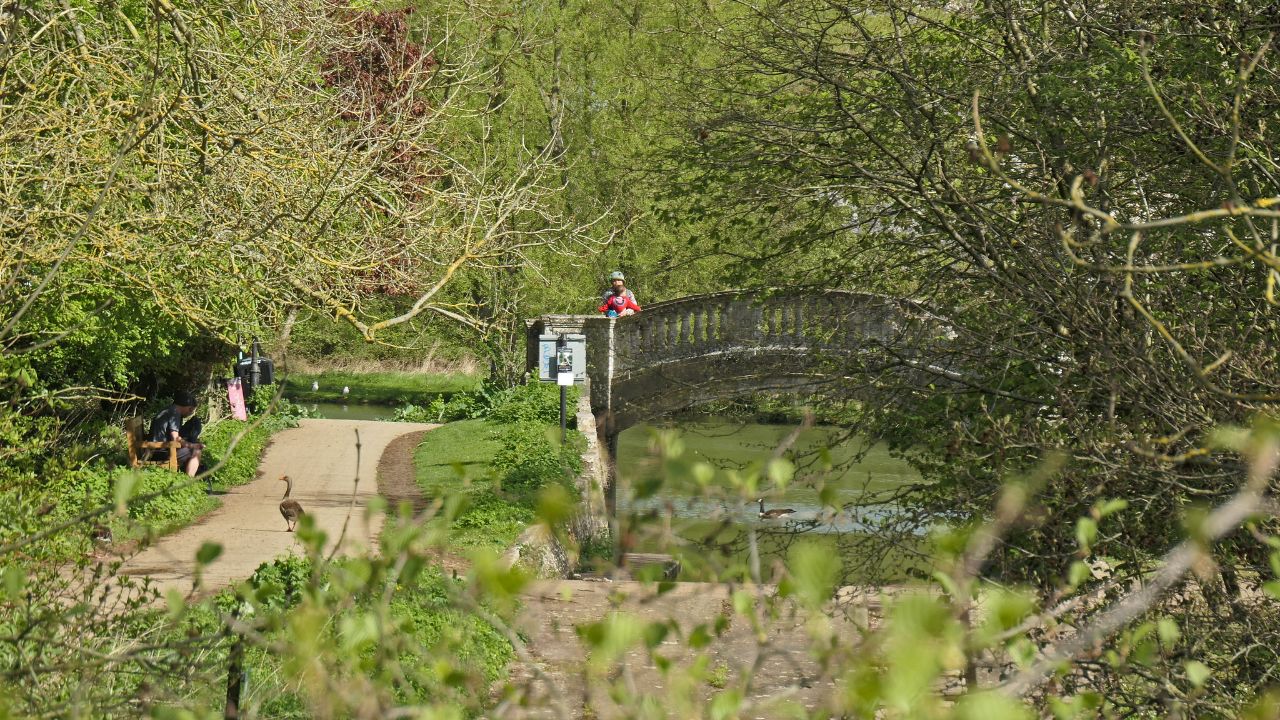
[5,0,1280,716]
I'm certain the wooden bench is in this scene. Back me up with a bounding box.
[124,416,180,471]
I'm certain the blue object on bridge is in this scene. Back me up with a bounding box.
[607,309,619,318]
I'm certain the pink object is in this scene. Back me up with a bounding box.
[227,378,248,421]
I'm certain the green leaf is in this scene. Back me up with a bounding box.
[165,589,186,618]
[931,570,959,598]
[195,541,223,565]
[1075,518,1097,550]
[954,691,1034,719]
[1067,561,1090,588]
[765,457,794,488]
[1185,660,1212,688]
[1261,581,1280,600]
[643,621,669,649]
[2,566,27,599]
[535,483,574,527]
[708,688,743,720]
[691,462,715,487]
[114,471,141,515]
[1096,499,1128,518]
[787,541,840,609]
[1157,618,1180,645]
[688,623,713,649]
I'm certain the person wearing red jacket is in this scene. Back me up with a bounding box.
[599,290,641,317]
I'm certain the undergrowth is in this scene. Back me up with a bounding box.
[412,382,585,552]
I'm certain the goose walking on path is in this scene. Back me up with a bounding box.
[757,498,795,520]
[279,475,304,532]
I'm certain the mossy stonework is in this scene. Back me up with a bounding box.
[526,290,952,436]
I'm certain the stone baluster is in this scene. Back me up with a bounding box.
[678,310,692,354]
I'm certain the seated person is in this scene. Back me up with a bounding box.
[149,390,205,477]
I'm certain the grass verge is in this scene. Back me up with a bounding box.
[157,557,514,715]
[412,420,535,552]
[283,370,481,405]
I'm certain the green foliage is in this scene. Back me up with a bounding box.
[245,555,313,611]
[200,412,297,491]
[487,382,577,426]
[491,422,583,494]
[413,411,583,552]
[398,379,578,427]
[285,370,480,405]
[124,470,217,532]
[449,493,536,547]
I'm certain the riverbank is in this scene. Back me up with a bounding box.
[283,370,481,405]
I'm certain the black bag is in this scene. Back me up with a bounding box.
[234,357,274,389]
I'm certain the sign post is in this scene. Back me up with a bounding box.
[538,332,586,445]
[556,337,573,444]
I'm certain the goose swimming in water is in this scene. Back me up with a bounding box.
[757,498,795,520]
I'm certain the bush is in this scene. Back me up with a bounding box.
[450,492,536,539]
[393,400,442,423]
[245,554,312,611]
[487,382,576,425]
[490,422,583,494]
[126,470,215,529]
[248,384,315,420]
[408,379,577,425]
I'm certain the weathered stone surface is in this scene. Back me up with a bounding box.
[502,524,571,579]
[527,290,951,433]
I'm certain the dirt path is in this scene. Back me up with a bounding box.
[117,418,437,596]
[504,580,877,719]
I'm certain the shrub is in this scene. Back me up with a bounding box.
[490,422,583,494]
[488,381,576,425]
[245,555,312,611]
[125,469,216,531]
[420,379,577,425]
[450,492,536,539]
[248,385,315,420]
[393,402,435,423]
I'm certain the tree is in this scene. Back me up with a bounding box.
[651,0,1280,711]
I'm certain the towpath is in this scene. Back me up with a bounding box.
[116,418,437,596]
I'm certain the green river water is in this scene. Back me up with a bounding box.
[616,418,920,525]
[615,418,926,580]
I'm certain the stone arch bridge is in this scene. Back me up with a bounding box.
[526,289,953,444]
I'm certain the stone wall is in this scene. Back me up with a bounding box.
[501,380,612,579]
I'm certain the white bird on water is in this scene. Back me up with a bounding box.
[342,385,350,397]
[311,380,319,391]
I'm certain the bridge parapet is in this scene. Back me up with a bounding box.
[527,290,949,428]
[611,290,927,374]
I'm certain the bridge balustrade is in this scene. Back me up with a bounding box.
[611,290,919,376]
[527,289,950,432]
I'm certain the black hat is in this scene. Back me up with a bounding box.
[173,390,198,407]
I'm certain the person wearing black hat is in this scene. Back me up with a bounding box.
[149,391,205,477]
